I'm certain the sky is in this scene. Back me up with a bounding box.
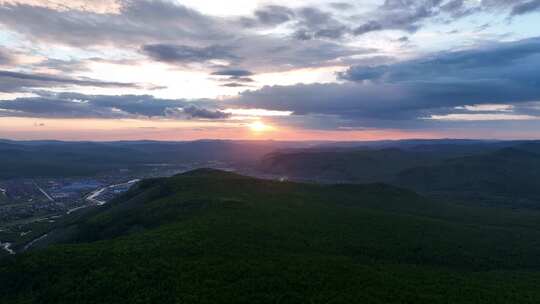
[1,0,540,141]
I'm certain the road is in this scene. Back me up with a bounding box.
[86,179,140,206]
[23,233,48,251]
[34,182,54,202]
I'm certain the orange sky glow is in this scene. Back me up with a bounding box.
[0,116,442,141]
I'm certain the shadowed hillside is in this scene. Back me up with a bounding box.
[258,148,441,183]
[257,142,540,208]
[2,169,540,303]
[396,147,540,207]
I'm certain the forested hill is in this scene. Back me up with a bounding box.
[2,169,540,303]
[258,141,540,207]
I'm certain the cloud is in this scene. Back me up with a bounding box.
[0,92,226,120]
[141,44,238,64]
[32,58,101,74]
[339,36,540,83]
[426,113,538,121]
[227,36,540,129]
[0,70,141,92]
[0,48,15,66]
[348,0,540,36]
[0,1,228,47]
[221,82,252,88]
[328,2,355,10]
[292,7,350,40]
[238,0,540,43]
[254,5,295,26]
[178,105,231,119]
[0,0,121,14]
[353,21,384,36]
[511,0,540,16]
[352,0,442,36]
[211,69,255,85]
[0,1,371,73]
[211,69,253,77]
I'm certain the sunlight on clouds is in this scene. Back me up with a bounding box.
[78,60,230,99]
[176,0,258,16]
[0,92,38,100]
[0,0,121,13]
[176,0,356,16]
[455,104,514,112]
[224,108,292,117]
[76,58,347,99]
[426,113,539,121]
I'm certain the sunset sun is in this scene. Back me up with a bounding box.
[248,121,273,133]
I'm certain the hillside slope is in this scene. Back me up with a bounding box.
[2,169,540,303]
[396,147,540,207]
[258,148,441,183]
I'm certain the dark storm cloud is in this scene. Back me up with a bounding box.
[0,70,141,93]
[0,92,226,120]
[141,44,238,64]
[228,37,540,128]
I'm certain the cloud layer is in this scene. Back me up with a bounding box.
[0,0,540,138]
[230,37,540,128]
[0,70,141,93]
[0,92,227,120]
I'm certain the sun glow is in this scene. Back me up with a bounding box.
[248,120,273,133]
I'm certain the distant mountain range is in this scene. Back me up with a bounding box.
[3,138,540,207]
[0,139,307,178]
[258,140,540,207]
